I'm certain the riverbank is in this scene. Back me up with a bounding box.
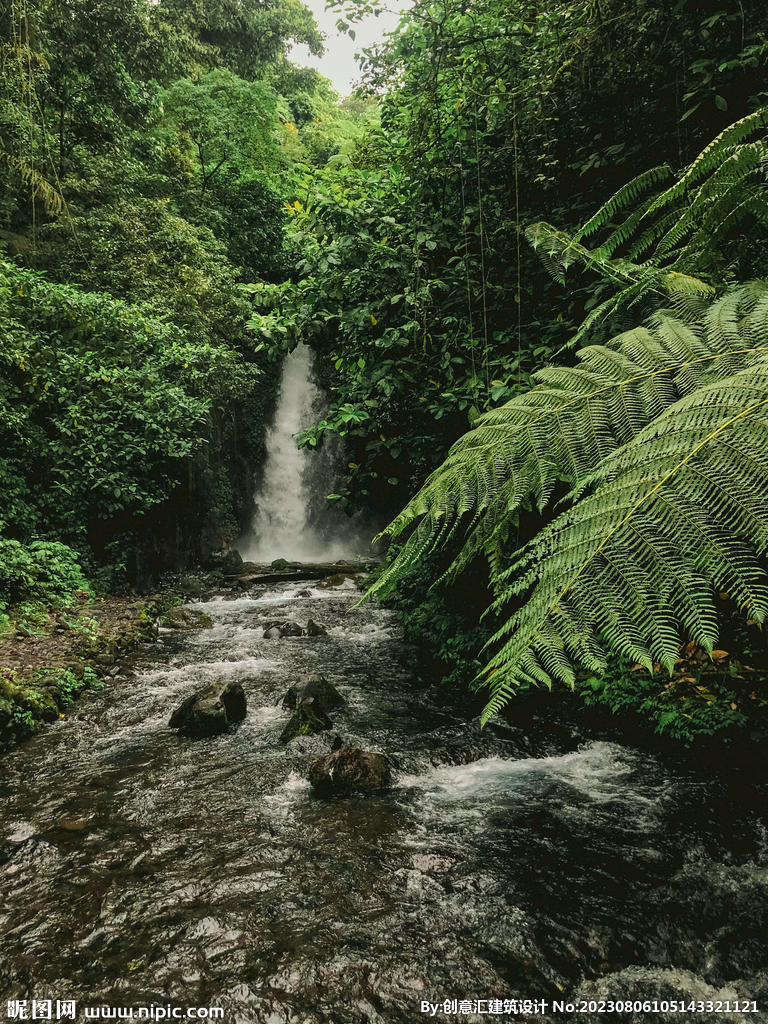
[0,593,169,753]
[0,558,375,754]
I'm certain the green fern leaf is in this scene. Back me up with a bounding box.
[367,285,768,604]
[481,363,768,722]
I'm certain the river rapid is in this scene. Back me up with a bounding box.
[2,577,768,1024]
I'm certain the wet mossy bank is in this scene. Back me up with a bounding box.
[0,593,184,754]
[0,558,370,755]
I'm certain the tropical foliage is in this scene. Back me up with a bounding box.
[368,112,768,725]
[3,0,768,739]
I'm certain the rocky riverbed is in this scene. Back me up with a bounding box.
[3,572,768,1022]
[0,559,372,753]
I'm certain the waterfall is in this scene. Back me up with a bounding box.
[238,343,373,563]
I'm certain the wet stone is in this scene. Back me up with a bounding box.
[263,620,304,638]
[305,619,327,637]
[279,697,332,744]
[281,687,299,711]
[315,573,357,590]
[300,675,345,711]
[169,681,247,738]
[161,607,214,630]
[308,746,391,798]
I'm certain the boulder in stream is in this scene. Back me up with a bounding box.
[301,674,345,710]
[161,606,213,630]
[263,620,304,638]
[306,619,327,637]
[279,697,332,743]
[281,686,299,711]
[169,682,247,738]
[315,573,358,590]
[308,746,391,798]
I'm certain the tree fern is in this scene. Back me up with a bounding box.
[526,107,768,345]
[368,115,768,723]
[367,283,768,605]
[480,363,768,722]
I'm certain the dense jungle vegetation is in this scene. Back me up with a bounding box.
[3,0,768,740]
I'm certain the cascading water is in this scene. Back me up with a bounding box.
[238,344,373,563]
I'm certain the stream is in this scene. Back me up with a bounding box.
[3,578,768,1023]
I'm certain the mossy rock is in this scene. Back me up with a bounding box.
[301,675,345,711]
[169,681,247,738]
[161,606,213,630]
[279,697,332,744]
[309,747,391,798]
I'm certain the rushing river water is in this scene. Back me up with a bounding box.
[2,578,768,1023]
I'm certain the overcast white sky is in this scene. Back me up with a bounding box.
[287,0,409,96]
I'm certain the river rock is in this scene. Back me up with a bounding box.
[263,620,304,638]
[308,747,391,798]
[279,697,332,744]
[306,619,327,637]
[221,548,243,571]
[301,675,345,710]
[169,682,247,738]
[315,573,357,590]
[281,687,299,711]
[161,606,213,630]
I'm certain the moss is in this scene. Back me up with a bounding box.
[0,667,64,746]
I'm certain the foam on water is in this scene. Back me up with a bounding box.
[399,742,659,813]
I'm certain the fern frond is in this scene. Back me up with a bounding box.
[574,164,673,245]
[644,107,768,218]
[525,221,639,286]
[621,208,683,262]
[367,285,768,604]
[530,111,768,341]
[480,363,768,723]
[0,152,64,215]
[654,142,767,258]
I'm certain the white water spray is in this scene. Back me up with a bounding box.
[237,344,373,563]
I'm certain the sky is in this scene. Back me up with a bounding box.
[287,0,409,96]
